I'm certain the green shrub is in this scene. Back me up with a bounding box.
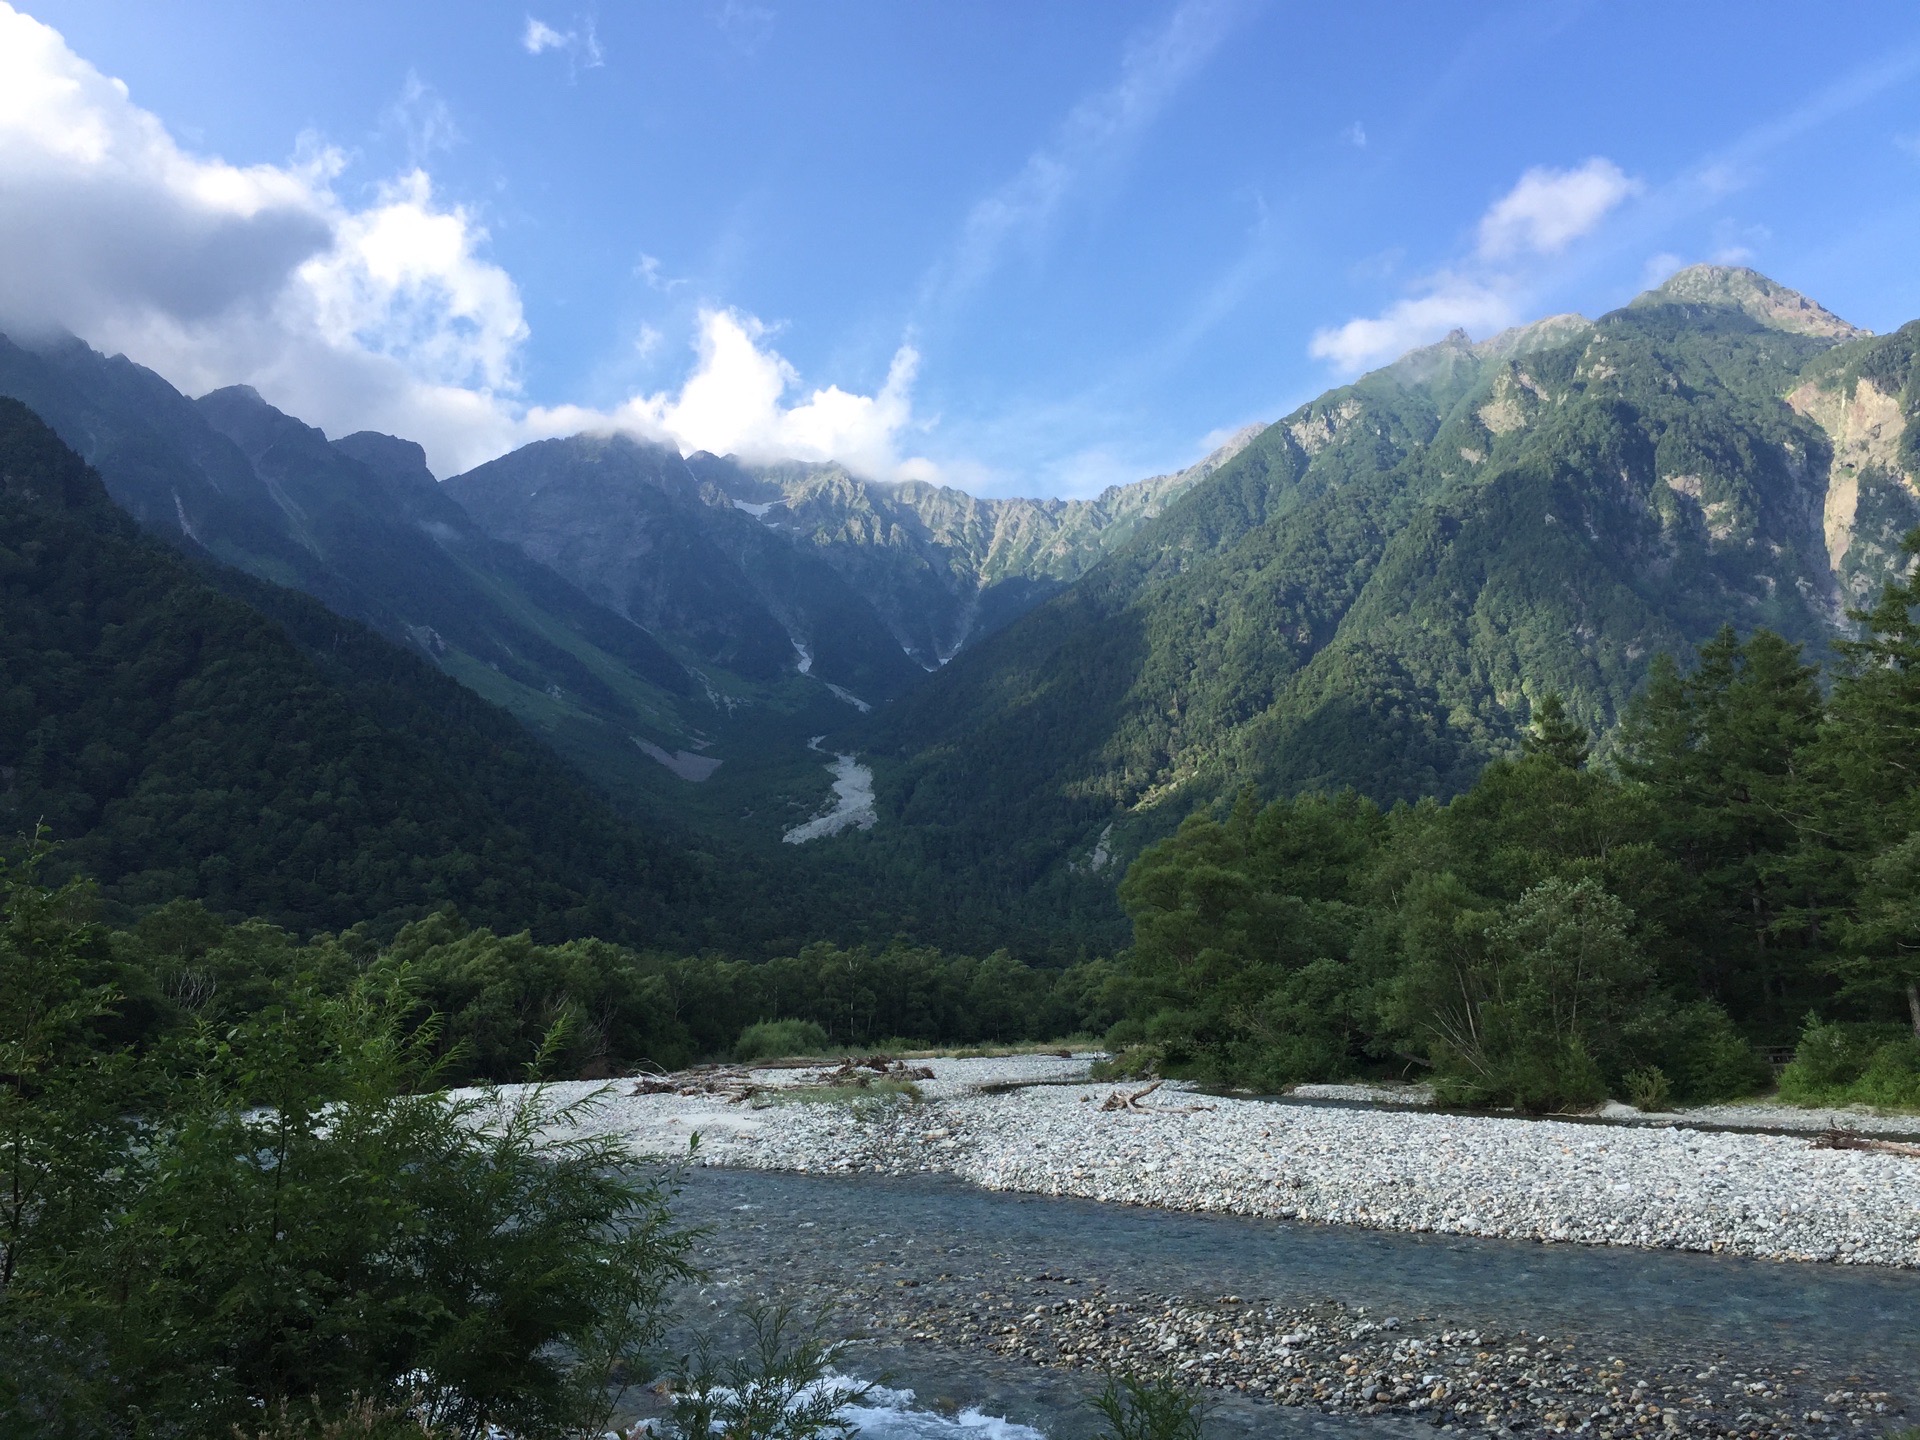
[1090,1044,1160,1082]
[668,1303,873,1440]
[1622,1000,1770,1104]
[1850,1035,1920,1108]
[1623,1066,1673,1112]
[1090,1371,1207,1440]
[1411,879,1648,1112]
[734,1018,831,1062]
[1778,1019,1920,1107]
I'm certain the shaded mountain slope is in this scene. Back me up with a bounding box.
[860,267,1917,912]
[696,429,1262,667]
[0,332,697,746]
[0,397,698,939]
[446,429,1260,685]
[446,434,924,703]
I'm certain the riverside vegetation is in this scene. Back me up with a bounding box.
[9,270,1920,1435]
[54,567,1920,1116]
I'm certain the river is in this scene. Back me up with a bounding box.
[623,1167,1920,1438]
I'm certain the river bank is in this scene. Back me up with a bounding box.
[636,1167,1920,1439]
[506,1054,1920,1270]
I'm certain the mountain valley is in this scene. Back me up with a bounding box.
[4,266,1917,954]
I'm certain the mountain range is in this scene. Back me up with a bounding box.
[860,266,1920,931]
[3,264,1915,954]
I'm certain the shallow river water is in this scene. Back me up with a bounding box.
[633,1168,1920,1438]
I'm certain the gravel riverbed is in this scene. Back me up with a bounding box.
[660,1167,1919,1440]
[512,1055,1920,1270]
[484,1060,1920,1437]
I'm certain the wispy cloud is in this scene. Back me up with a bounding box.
[711,0,776,55]
[635,253,686,292]
[1311,158,1640,371]
[521,14,603,74]
[918,0,1247,317]
[385,72,460,169]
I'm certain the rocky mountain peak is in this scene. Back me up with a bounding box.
[1638,264,1864,341]
[335,430,437,486]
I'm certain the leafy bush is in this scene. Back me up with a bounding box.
[736,1018,833,1061]
[1405,878,1650,1112]
[1779,1019,1920,1108]
[0,845,698,1439]
[1620,999,1771,1104]
[1090,1371,1207,1440]
[667,1304,874,1440]
[1090,1044,1160,1082]
[1622,1066,1673,1112]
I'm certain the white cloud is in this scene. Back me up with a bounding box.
[1344,121,1367,149]
[1310,156,1640,373]
[529,310,933,480]
[522,18,568,54]
[1475,158,1641,260]
[1641,252,1686,287]
[0,4,333,340]
[0,4,930,482]
[1308,276,1515,371]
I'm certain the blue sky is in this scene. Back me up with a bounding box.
[7,2,1920,492]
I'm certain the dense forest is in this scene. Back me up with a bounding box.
[0,397,702,943]
[1114,583,1920,1110]
[39,540,1920,1121]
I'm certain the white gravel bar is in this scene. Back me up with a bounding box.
[492,1056,1920,1270]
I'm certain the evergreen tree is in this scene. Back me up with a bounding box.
[1521,693,1591,769]
[1615,627,1826,1032]
[1821,532,1920,1037]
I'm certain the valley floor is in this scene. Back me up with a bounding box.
[488,1056,1920,1270]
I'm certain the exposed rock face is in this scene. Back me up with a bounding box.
[1641,264,1865,341]
[1787,374,1919,599]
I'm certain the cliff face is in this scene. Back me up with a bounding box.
[1787,361,1920,607]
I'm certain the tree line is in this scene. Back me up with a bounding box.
[1113,535,1920,1110]
[37,539,1920,1118]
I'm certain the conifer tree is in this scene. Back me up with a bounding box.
[1822,531,1920,1037]
[1521,694,1591,769]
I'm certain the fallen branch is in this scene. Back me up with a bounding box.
[1810,1126,1920,1157]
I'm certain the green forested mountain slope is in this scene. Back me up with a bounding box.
[0,334,718,775]
[0,397,699,939]
[862,268,1920,911]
